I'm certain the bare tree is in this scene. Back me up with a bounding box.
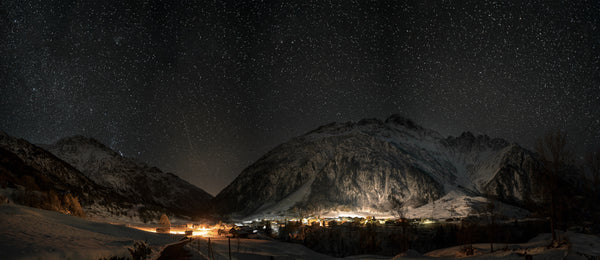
[390,197,410,252]
[485,195,497,253]
[390,197,405,219]
[535,130,572,243]
[159,214,171,229]
[586,148,600,198]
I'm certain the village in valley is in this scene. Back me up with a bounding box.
[124,209,598,259]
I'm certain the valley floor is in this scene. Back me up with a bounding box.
[185,236,337,260]
[179,233,600,260]
[2,203,599,260]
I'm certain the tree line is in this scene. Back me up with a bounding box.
[535,130,599,246]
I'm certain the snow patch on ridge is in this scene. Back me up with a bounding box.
[246,175,317,220]
[405,189,529,220]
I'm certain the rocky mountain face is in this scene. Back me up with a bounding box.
[0,132,119,213]
[0,131,212,218]
[214,115,543,218]
[40,136,213,216]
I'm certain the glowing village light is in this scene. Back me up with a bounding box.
[129,223,231,238]
[422,219,436,225]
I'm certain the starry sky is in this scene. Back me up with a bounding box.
[1,0,599,195]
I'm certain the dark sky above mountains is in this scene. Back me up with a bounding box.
[2,0,599,195]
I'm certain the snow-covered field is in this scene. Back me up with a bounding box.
[393,232,600,260]
[185,236,337,260]
[177,231,600,260]
[0,204,181,260]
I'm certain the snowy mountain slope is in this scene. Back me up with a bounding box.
[40,135,213,216]
[214,115,542,218]
[0,131,115,206]
[0,203,179,260]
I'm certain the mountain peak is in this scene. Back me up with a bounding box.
[55,135,107,148]
[357,118,384,126]
[384,114,424,131]
[444,131,510,151]
[50,135,121,158]
[307,114,423,137]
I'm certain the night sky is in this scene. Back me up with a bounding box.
[2,0,599,195]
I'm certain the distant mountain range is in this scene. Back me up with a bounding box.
[1,115,584,221]
[0,132,212,219]
[214,115,544,219]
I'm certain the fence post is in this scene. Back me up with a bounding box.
[208,237,212,259]
[209,237,215,260]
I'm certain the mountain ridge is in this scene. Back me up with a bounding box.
[0,131,212,219]
[40,135,213,216]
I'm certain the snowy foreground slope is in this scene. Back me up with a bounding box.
[0,204,179,260]
[393,232,600,260]
[215,115,542,219]
[186,236,339,260]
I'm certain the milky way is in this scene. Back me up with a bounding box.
[1,0,599,195]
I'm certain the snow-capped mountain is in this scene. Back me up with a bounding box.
[214,115,542,219]
[0,131,118,208]
[40,136,213,216]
